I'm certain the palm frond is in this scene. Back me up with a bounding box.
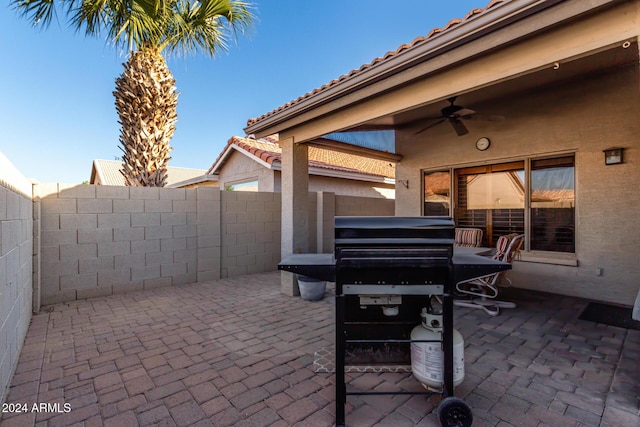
[163,2,223,56]
[11,0,61,27]
[220,0,255,36]
[102,0,162,50]
[13,0,255,58]
[161,0,253,57]
[68,0,108,36]
[201,0,255,43]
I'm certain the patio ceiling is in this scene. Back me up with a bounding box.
[280,40,639,149]
[342,42,638,131]
[346,42,639,135]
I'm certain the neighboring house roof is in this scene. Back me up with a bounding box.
[531,189,575,203]
[90,160,207,186]
[166,174,218,189]
[208,135,395,182]
[246,0,506,129]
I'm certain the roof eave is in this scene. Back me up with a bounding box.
[244,0,594,137]
[208,145,236,174]
[232,144,277,169]
[90,161,98,184]
[93,160,107,185]
[209,140,279,174]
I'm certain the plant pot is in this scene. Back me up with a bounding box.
[297,275,327,301]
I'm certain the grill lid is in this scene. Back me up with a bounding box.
[278,216,510,282]
[335,216,454,247]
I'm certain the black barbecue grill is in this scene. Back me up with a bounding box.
[278,216,511,427]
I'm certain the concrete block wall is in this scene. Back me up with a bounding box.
[335,194,395,216]
[196,187,222,282]
[220,191,281,278]
[308,192,318,253]
[315,192,396,253]
[37,184,395,304]
[0,153,33,406]
[39,184,202,305]
[315,192,335,253]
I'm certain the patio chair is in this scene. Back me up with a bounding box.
[454,227,484,247]
[454,233,524,316]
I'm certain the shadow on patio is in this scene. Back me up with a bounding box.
[1,271,638,427]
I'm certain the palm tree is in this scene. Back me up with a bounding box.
[12,0,254,186]
[115,46,178,186]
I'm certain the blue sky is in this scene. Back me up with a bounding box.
[0,1,488,184]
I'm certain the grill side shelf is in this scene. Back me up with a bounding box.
[278,253,336,282]
[277,251,511,284]
[452,252,511,283]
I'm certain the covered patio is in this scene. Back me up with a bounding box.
[244,0,640,308]
[1,272,638,426]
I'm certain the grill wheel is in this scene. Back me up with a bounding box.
[437,396,473,427]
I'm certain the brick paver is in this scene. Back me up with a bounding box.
[1,272,639,426]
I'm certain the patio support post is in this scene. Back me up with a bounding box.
[280,136,309,296]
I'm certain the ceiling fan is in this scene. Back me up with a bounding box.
[415,96,505,136]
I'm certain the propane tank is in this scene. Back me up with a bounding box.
[410,300,465,391]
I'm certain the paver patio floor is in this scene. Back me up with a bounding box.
[1,271,639,426]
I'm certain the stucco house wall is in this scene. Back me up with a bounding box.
[217,150,276,192]
[395,64,640,305]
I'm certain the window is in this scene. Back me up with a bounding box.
[455,162,525,247]
[530,157,575,252]
[423,171,450,216]
[225,180,258,191]
[422,155,575,253]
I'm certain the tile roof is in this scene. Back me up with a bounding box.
[208,135,395,179]
[91,160,207,186]
[246,0,506,128]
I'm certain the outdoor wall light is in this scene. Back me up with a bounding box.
[603,147,624,165]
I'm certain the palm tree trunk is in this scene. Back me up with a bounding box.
[114,47,178,187]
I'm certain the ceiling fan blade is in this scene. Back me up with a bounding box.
[463,114,505,122]
[449,118,469,136]
[415,118,446,135]
[423,114,446,120]
[455,108,476,117]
